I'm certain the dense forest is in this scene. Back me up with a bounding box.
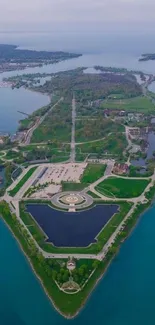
[35,68,142,100]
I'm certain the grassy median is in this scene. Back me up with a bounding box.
[9,166,37,197]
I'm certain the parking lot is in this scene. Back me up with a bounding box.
[37,163,87,185]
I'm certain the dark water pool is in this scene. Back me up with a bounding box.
[26,204,119,247]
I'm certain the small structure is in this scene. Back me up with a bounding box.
[113,163,129,175]
[67,259,76,271]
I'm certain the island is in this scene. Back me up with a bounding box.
[0,44,81,73]
[0,65,155,318]
[139,53,155,61]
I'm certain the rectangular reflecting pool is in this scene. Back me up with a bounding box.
[26,204,119,247]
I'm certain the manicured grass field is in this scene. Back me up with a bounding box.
[96,177,150,198]
[9,167,37,197]
[81,164,106,184]
[62,182,86,192]
[101,96,155,113]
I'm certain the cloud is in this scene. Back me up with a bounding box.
[0,0,155,30]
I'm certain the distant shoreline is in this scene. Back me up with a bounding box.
[139,53,155,62]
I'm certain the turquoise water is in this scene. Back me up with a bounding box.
[1,204,155,324]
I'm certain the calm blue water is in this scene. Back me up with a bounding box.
[1,203,155,324]
[26,204,118,247]
[0,87,49,134]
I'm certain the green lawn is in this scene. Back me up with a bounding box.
[81,164,106,184]
[87,191,101,198]
[101,96,155,113]
[75,119,124,142]
[76,133,127,158]
[5,150,22,160]
[31,101,72,143]
[96,177,150,198]
[9,167,37,197]
[61,182,86,192]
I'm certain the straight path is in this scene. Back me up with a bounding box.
[70,94,76,163]
[23,97,63,145]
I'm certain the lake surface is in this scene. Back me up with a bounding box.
[26,204,118,247]
[1,202,155,324]
[0,87,49,134]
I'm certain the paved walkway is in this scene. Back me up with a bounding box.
[51,191,93,210]
[70,95,76,163]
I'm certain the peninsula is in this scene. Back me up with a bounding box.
[0,65,155,318]
[0,44,81,73]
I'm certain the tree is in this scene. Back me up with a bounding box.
[57,273,62,283]
[62,270,69,283]
[60,268,65,274]
[92,260,100,269]
[52,270,57,280]
[78,266,86,276]
[45,265,52,277]
[37,252,45,265]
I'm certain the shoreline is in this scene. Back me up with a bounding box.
[1,214,70,320]
[0,54,82,75]
[0,196,154,319]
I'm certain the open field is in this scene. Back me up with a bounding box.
[76,134,127,159]
[62,182,86,192]
[101,96,155,113]
[81,164,106,184]
[75,119,124,142]
[31,100,72,143]
[18,143,70,164]
[96,177,150,198]
[9,167,37,197]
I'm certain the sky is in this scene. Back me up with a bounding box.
[0,0,155,32]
